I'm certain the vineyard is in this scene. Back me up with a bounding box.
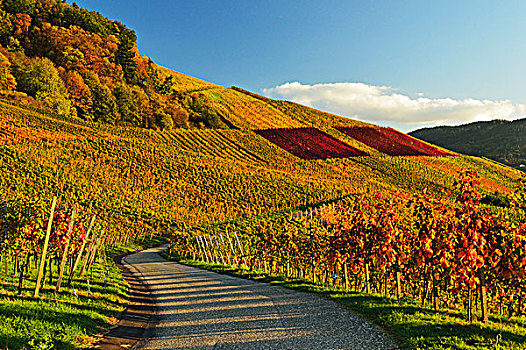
[0,0,525,348]
[168,170,526,347]
[199,88,304,129]
[336,126,455,156]
[2,91,525,350]
[155,64,221,93]
[232,87,372,130]
[254,127,367,160]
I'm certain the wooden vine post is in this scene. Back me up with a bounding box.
[79,224,100,277]
[56,208,77,292]
[480,267,489,324]
[395,259,402,300]
[86,231,105,274]
[2,201,7,275]
[195,237,203,262]
[365,262,371,294]
[467,287,473,322]
[226,231,238,266]
[432,274,439,310]
[34,197,57,297]
[68,215,96,286]
[343,264,349,291]
[310,209,315,282]
[233,232,248,268]
[196,236,206,262]
[198,236,209,263]
[212,235,226,265]
[204,235,217,264]
[219,233,231,265]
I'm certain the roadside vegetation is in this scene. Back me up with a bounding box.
[163,255,526,350]
[0,236,165,349]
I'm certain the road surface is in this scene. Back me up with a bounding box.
[122,245,396,350]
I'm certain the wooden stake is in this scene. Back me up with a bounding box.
[211,235,226,265]
[17,253,30,295]
[468,287,473,322]
[396,270,402,300]
[35,197,57,297]
[86,234,104,274]
[68,215,95,286]
[432,274,439,311]
[480,268,489,324]
[79,224,100,277]
[219,233,231,265]
[343,264,349,291]
[196,236,205,262]
[226,231,238,266]
[198,236,210,263]
[233,232,248,268]
[365,262,371,294]
[203,235,216,263]
[56,208,76,292]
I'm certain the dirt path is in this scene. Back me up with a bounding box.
[123,244,396,350]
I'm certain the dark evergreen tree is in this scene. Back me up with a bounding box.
[115,28,137,84]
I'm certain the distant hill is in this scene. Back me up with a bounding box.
[410,119,526,170]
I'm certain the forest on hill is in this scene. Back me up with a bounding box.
[0,0,224,129]
[0,0,374,133]
[410,118,526,171]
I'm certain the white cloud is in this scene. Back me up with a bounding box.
[262,82,526,132]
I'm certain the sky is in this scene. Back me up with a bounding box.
[75,0,526,132]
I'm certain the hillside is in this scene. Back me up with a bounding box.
[2,97,522,236]
[0,0,522,235]
[409,118,526,170]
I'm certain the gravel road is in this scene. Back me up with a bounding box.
[123,244,396,350]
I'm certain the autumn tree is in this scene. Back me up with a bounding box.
[0,51,16,90]
[83,71,118,124]
[114,82,139,125]
[0,9,13,44]
[63,70,92,118]
[14,56,72,115]
[165,104,189,127]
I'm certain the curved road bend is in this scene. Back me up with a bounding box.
[122,245,396,350]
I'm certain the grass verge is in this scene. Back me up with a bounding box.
[0,236,166,350]
[162,252,526,350]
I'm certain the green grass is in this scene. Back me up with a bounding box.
[0,236,167,350]
[162,252,526,350]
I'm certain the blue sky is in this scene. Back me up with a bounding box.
[75,0,526,131]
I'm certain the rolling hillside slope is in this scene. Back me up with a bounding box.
[0,0,521,239]
[1,96,523,239]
